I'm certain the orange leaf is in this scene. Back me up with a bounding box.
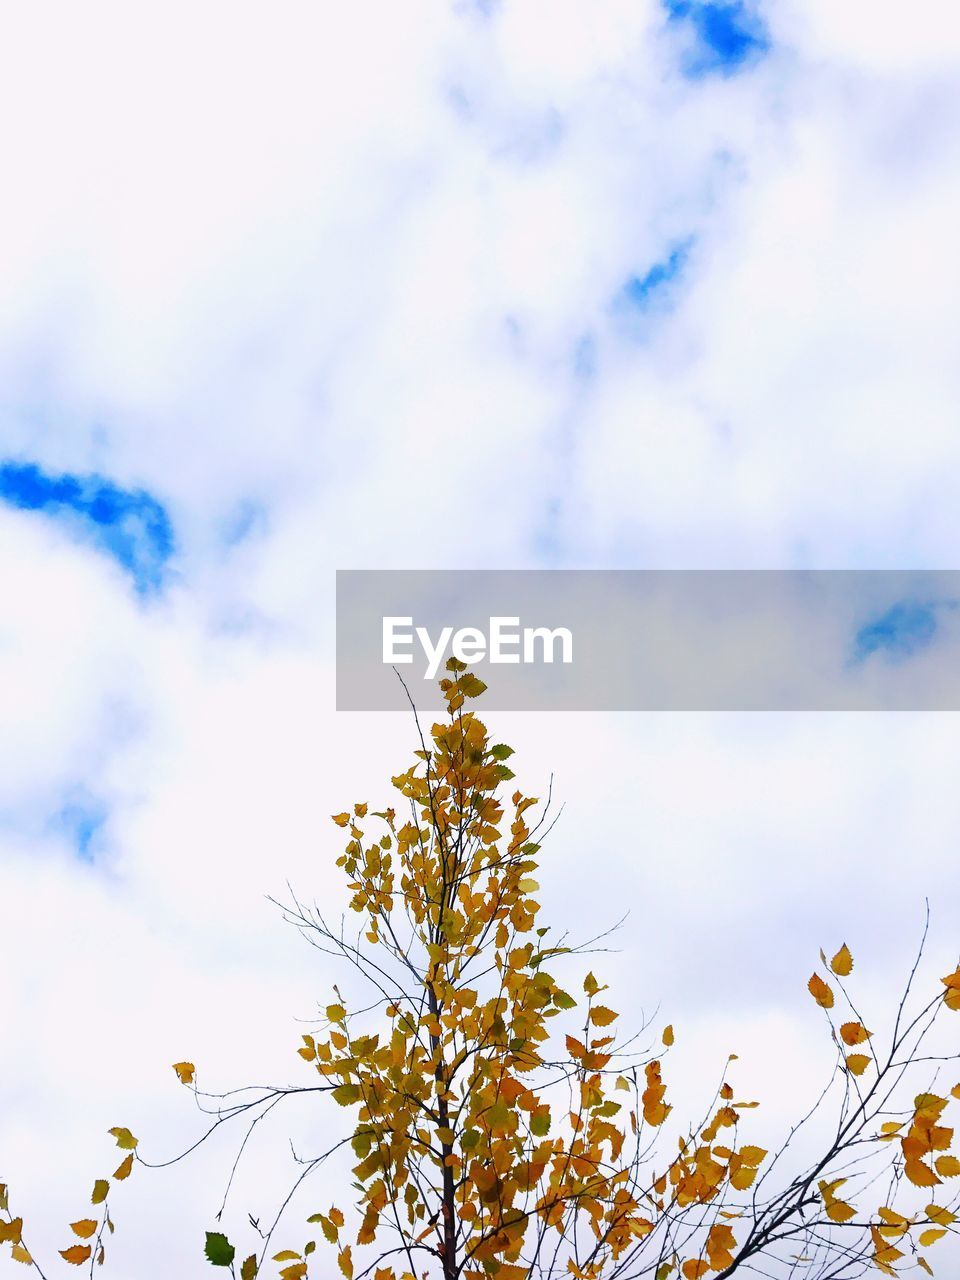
[807,974,835,1009]
[905,1160,941,1189]
[60,1246,92,1265]
[839,1022,871,1046]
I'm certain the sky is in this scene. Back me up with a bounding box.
[2,0,960,1274]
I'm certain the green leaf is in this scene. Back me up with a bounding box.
[241,1255,258,1280]
[531,1112,550,1137]
[459,674,487,697]
[553,990,577,1010]
[489,744,514,761]
[204,1232,236,1267]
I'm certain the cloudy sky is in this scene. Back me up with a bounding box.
[2,0,960,1274]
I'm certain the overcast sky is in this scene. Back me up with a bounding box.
[2,1,960,1274]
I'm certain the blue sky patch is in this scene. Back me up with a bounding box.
[0,460,174,592]
[613,239,694,333]
[621,240,692,311]
[54,793,108,862]
[664,0,770,77]
[853,600,942,664]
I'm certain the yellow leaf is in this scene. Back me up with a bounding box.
[826,1201,856,1224]
[919,1228,946,1247]
[846,1054,871,1077]
[60,1246,92,1265]
[738,1146,767,1166]
[327,1003,346,1023]
[934,1155,960,1178]
[589,1005,618,1027]
[831,944,854,977]
[172,1061,195,1085]
[70,1221,98,1239]
[662,1025,674,1047]
[0,1219,23,1244]
[108,1127,137,1150]
[583,973,601,996]
[332,813,351,827]
[807,974,835,1009]
[113,1154,134,1181]
[339,1246,354,1280]
[91,1180,109,1205]
[926,1204,956,1226]
[10,1244,31,1264]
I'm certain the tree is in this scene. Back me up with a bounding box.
[3,662,960,1279]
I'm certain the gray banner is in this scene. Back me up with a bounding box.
[336,570,960,711]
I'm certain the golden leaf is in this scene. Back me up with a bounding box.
[70,1221,98,1239]
[831,945,854,977]
[919,1228,946,1247]
[738,1146,767,1166]
[846,1054,871,1077]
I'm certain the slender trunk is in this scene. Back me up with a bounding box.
[428,982,457,1280]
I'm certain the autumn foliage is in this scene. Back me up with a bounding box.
[3,662,960,1278]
